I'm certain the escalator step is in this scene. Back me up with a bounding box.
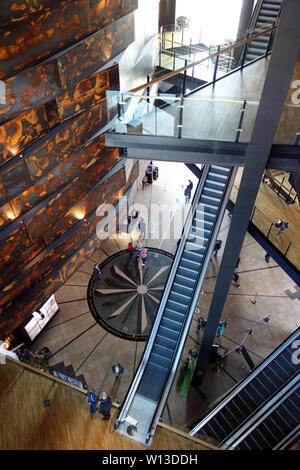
[152,343,174,360]
[156,334,177,350]
[161,316,183,332]
[149,352,172,369]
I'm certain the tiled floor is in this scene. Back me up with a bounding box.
[31,160,300,435]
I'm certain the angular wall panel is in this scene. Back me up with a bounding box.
[0,61,62,124]
[0,0,138,80]
[0,104,50,165]
[0,225,89,310]
[56,65,119,121]
[57,12,135,89]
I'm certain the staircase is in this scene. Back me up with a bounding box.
[50,360,87,389]
[115,164,236,445]
[189,328,300,450]
[243,0,283,64]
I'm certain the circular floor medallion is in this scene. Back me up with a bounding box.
[87,248,174,341]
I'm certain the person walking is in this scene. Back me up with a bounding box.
[138,217,146,239]
[213,240,222,257]
[232,272,240,288]
[275,220,290,240]
[135,239,143,257]
[184,185,191,203]
[140,247,148,266]
[93,264,101,281]
[217,321,226,337]
[265,253,270,263]
[98,391,112,421]
[112,362,124,378]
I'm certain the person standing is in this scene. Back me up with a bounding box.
[138,218,146,239]
[112,362,124,378]
[213,240,222,257]
[98,392,112,421]
[142,174,147,189]
[93,264,101,281]
[87,391,99,414]
[128,241,134,258]
[265,253,270,263]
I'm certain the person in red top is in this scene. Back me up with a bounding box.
[128,241,134,258]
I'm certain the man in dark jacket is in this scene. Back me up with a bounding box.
[98,392,112,420]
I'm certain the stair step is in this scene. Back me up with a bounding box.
[172,282,193,297]
[158,325,181,342]
[169,291,191,306]
[152,342,174,358]
[164,307,186,324]
[149,352,172,369]
[161,316,183,332]
[166,298,188,314]
[156,334,177,350]
[174,273,195,289]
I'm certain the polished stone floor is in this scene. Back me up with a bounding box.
[31,160,300,435]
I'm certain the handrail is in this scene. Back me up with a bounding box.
[4,356,122,407]
[156,421,220,451]
[117,93,300,108]
[189,327,300,436]
[115,167,210,426]
[222,375,300,449]
[145,166,237,445]
[131,23,278,93]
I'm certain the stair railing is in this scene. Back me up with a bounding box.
[189,327,300,436]
[145,166,237,445]
[114,166,211,428]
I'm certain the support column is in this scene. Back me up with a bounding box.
[193,0,300,386]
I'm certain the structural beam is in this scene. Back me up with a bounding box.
[105,133,300,171]
[193,0,300,386]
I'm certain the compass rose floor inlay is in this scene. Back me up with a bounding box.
[87,248,174,341]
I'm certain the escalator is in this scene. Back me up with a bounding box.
[243,0,283,64]
[114,164,236,445]
[189,328,300,449]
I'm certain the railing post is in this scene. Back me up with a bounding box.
[177,95,184,139]
[182,59,187,96]
[235,100,247,143]
[266,22,275,56]
[213,45,220,83]
[241,32,250,69]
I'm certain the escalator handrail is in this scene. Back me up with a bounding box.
[116,165,211,424]
[223,374,300,449]
[145,166,237,444]
[189,326,300,436]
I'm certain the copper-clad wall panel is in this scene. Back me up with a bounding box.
[0,62,62,124]
[56,65,119,121]
[0,0,155,338]
[57,13,135,89]
[0,0,137,79]
[0,104,50,166]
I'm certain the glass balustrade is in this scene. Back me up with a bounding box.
[107,92,259,143]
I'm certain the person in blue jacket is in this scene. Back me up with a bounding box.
[87,391,99,414]
[112,362,124,378]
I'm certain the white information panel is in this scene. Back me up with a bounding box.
[25,295,59,341]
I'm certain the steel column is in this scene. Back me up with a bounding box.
[193,0,300,386]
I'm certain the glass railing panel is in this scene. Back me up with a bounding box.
[106,91,181,137]
[274,104,300,145]
[285,243,300,271]
[181,98,244,141]
[251,207,271,237]
[238,100,259,143]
